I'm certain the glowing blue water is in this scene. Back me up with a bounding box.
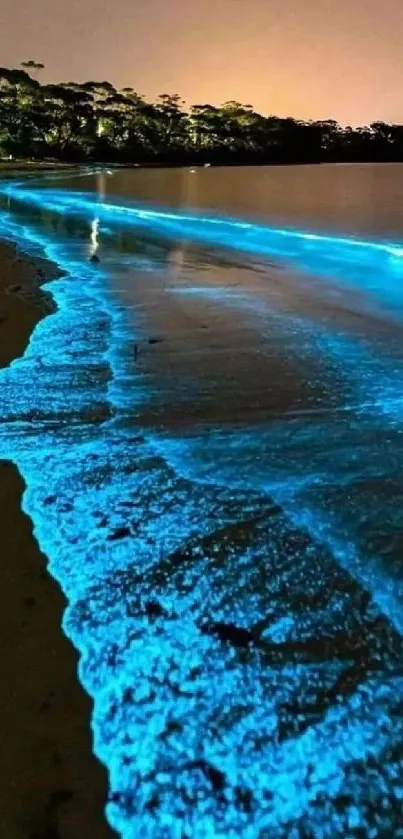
[1,182,403,837]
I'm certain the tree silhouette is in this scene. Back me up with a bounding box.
[1,65,403,165]
[20,60,45,79]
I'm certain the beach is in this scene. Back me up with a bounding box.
[2,168,403,837]
[0,241,114,838]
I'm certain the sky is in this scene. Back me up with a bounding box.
[1,0,403,126]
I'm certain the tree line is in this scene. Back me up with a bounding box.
[1,65,403,165]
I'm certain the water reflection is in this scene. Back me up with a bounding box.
[32,163,403,238]
[89,217,100,258]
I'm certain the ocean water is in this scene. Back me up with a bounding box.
[1,166,403,837]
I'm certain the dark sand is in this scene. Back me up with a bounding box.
[0,241,115,838]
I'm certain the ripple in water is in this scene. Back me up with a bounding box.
[1,189,403,837]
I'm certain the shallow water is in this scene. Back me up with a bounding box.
[1,165,403,837]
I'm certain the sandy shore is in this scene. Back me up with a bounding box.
[0,241,115,837]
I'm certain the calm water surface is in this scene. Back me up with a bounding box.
[70,162,403,237]
[1,164,403,838]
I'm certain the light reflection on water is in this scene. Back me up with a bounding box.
[1,168,403,836]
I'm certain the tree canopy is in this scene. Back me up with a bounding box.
[1,66,402,165]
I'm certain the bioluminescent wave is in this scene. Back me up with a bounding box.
[5,181,403,325]
[1,182,403,837]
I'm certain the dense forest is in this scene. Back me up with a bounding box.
[1,65,403,165]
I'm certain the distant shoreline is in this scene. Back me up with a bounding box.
[5,159,403,177]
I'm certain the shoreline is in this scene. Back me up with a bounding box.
[0,239,115,837]
[2,176,403,836]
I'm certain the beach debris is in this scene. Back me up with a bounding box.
[148,336,161,345]
[89,253,100,263]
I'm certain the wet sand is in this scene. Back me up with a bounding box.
[2,186,403,835]
[0,241,114,838]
